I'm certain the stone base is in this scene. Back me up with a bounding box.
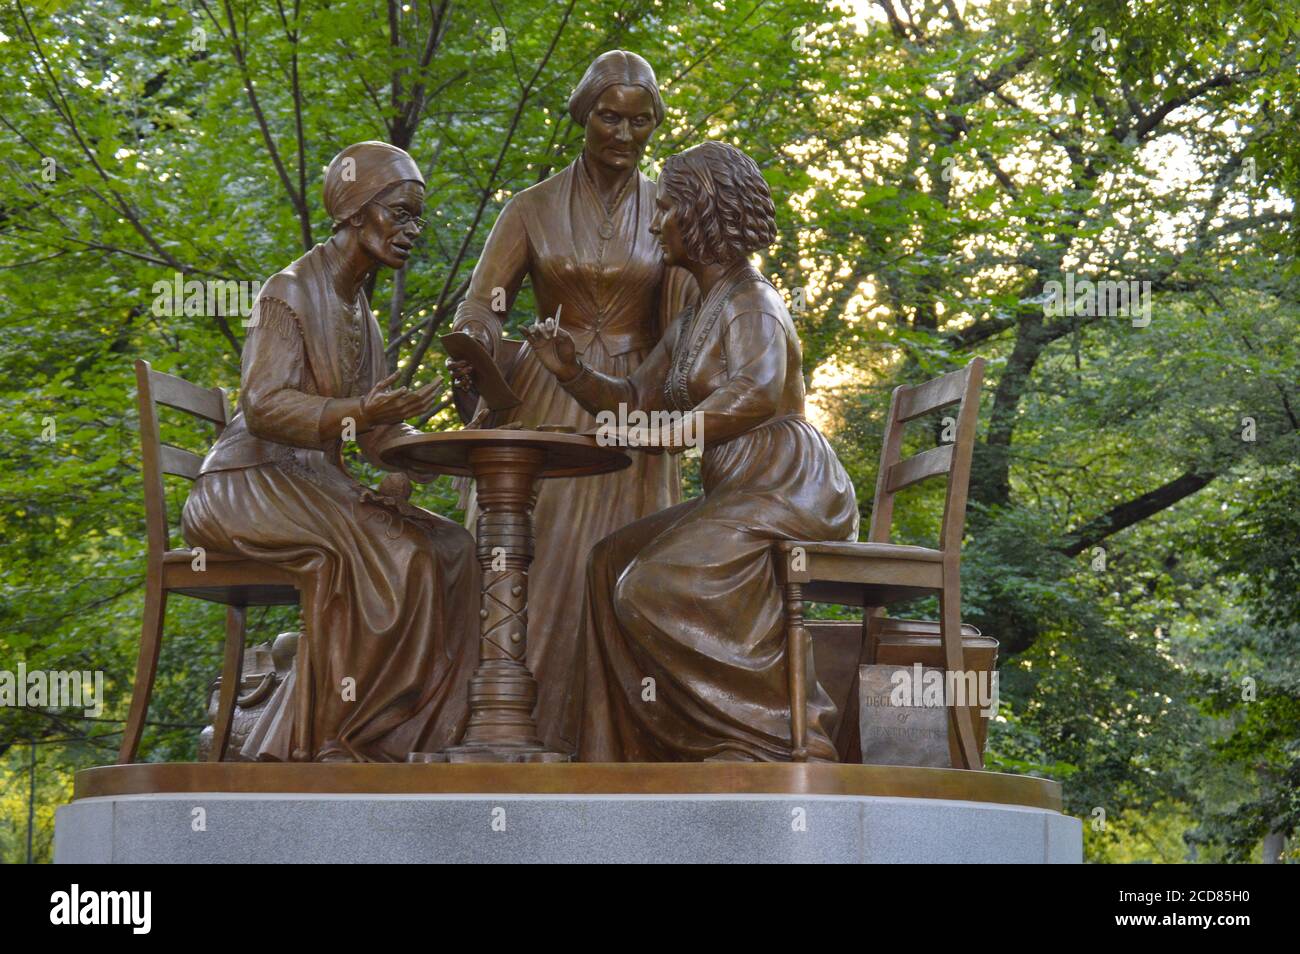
[57,794,1080,864]
[54,762,1081,863]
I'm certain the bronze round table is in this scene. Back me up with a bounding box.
[382,429,631,762]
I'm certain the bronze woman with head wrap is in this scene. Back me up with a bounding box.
[447,50,698,756]
[182,141,479,763]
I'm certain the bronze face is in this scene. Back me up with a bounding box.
[649,181,687,267]
[355,180,425,269]
[583,84,657,173]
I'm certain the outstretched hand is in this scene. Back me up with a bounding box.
[521,310,580,381]
[361,370,443,428]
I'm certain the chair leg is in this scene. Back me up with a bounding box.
[211,606,247,762]
[939,579,983,769]
[118,577,168,764]
[785,582,809,762]
[291,587,312,762]
[836,607,884,764]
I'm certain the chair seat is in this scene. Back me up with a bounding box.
[162,549,299,607]
[774,539,946,600]
[778,541,943,563]
[801,580,939,606]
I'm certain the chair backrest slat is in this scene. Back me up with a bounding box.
[149,367,228,425]
[136,359,228,562]
[886,443,953,493]
[868,358,985,556]
[160,444,204,480]
[895,366,968,422]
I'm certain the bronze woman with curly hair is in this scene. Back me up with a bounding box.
[525,141,859,762]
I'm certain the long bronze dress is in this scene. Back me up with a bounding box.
[452,156,697,752]
[182,243,479,762]
[559,261,859,762]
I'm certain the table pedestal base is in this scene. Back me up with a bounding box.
[380,434,631,768]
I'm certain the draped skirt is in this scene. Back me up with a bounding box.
[576,415,859,762]
[182,451,479,762]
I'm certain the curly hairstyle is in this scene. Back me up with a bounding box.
[659,141,777,266]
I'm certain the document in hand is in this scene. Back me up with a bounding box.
[440,331,523,412]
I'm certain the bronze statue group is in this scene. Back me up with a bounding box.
[185,51,857,764]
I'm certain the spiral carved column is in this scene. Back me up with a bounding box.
[441,445,570,762]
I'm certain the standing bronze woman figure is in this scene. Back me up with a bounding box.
[183,142,479,762]
[448,50,696,754]
[525,141,859,762]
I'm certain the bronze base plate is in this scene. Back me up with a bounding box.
[75,762,1063,811]
[408,747,573,764]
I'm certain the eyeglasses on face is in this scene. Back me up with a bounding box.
[371,200,427,231]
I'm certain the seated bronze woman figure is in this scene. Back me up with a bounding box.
[524,141,858,762]
[183,142,478,762]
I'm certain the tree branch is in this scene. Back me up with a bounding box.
[1059,470,1218,557]
[214,0,314,250]
[401,0,577,384]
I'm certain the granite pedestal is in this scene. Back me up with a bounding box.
[54,762,1081,864]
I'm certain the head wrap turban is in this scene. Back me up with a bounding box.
[567,50,665,127]
[322,141,425,229]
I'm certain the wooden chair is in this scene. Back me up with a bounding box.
[119,359,300,764]
[774,357,986,769]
